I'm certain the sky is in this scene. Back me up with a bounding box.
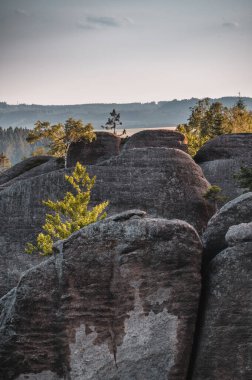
[1,0,252,104]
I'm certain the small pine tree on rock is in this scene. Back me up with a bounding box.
[25,162,109,255]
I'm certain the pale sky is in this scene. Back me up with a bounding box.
[1,0,252,104]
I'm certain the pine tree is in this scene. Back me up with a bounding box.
[26,118,96,167]
[25,162,109,255]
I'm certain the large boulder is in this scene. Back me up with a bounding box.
[0,147,214,297]
[192,223,252,380]
[202,192,252,262]
[67,132,121,167]
[195,134,252,201]
[0,211,202,380]
[123,129,187,152]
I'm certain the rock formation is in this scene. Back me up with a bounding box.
[0,211,202,380]
[0,147,214,297]
[195,133,252,201]
[202,192,252,262]
[192,221,252,380]
[67,132,121,167]
[123,129,188,152]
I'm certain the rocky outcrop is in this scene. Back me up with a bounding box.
[0,157,64,190]
[202,192,252,261]
[0,147,214,297]
[0,156,54,185]
[123,129,187,152]
[67,132,121,167]
[0,211,202,380]
[195,134,252,201]
[192,222,252,380]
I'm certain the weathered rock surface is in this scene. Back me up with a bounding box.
[0,157,64,190]
[203,192,252,261]
[195,134,252,201]
[192,223,252,380]
[0,211,202,380]
[194,133,252,163]
[67,132,121,167]
[123,129,187,152]
[0,156,53,186]
[0,147,214,297]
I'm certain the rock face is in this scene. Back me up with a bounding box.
[195,134,252,201]
[192,222,252,380]
[123,129,187,152]
[0,147,214,298]
[202,192,252,261]
[0,211,202,380]
[67,132,121,167]
[0,156,54,186]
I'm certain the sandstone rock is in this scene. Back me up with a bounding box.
[67,131,121,167]
[192,240,252,380]
[194,133,252,163]
[195,134,252,201]
[123,129,187,152]
[0,211,202,380]
[0,147,214,297]
[0,157,64,190]
[0,156,52,185]
[203,192,252,261]
[225,222,252,246]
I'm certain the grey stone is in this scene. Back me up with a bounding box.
[225,222,252,246]
[203,192,252,261]
[192,241,252,380]
[0,147,214,297]
[0,211,202,380]
[195,134,252,202]
[123,129,187,152]
[67,131,121,167]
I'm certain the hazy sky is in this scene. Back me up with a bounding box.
[1,0,252,104]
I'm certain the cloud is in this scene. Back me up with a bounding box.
[76,15,134,31]
[14,9,30,17]
[222,21,239,29]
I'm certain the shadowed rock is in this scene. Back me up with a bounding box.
[192,222,252,380]
[202,192,252,262]
[123,129,187,152]
[195,134,252,201]
[0,156,53,185]
[0,211,202,380]
[0,147,214,297]
[67,132,121,167]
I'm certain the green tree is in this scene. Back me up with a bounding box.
[226,99,252,133]
[25,162,109,255]
[203,185,227,208]
[26,118,96,167]
[234,166,252,192]
[102,109,126,136]
[176,97,252,157]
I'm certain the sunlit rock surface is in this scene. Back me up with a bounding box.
[0,211,202,380]
[123,129,187,152]
[67,131,121,167]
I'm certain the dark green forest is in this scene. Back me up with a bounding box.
[0,127,44,164]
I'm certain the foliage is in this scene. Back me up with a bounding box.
[102,109,126,136]
[234,166,252,192]
[203,185,227,207]
[25,162,109,255]
[31,146,48,156]
[26,118,96,166]
[177,97,252,157]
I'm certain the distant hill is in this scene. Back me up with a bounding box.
[0,97,251,130]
